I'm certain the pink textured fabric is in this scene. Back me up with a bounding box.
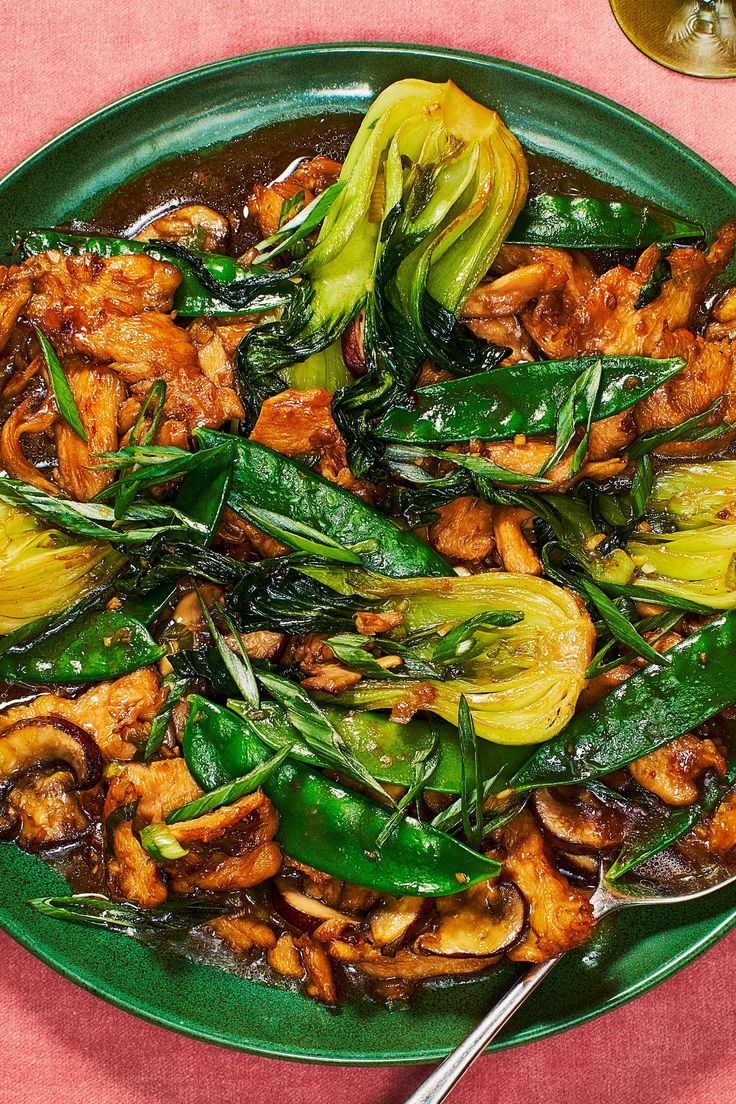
[2,3,736,1102]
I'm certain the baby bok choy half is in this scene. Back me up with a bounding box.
[0,502,122,634]
[624,459,736,609]
[238,78,529,437]
[285,563,594,744]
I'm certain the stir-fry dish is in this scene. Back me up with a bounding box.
[2,78,736,1006]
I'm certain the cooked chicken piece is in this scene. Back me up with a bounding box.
[187,317,256,392]
[706,287,736,340]
[493,507,543,575]
[465,315,536,364]
[166,791,272,846]
[497,807,595,962]
[250,387,340,456]
[354,610,404,635]
[210,914,278,953]
[0,266,32,353]
[114,759,202,822]
[294,934,337,1003]
[578,659,638,710]
[104,776,167,909]
[247,156,342,240]
[238,630,286,661]
[167,842,282,893]
[474,437,576,486]
[248,177,313,240]
[291,155,343,193]
[633,330,736,456]
[268,932,304,978]
[0,668,166,761]
[429,496,495,563]
[464,262,567,318]
[25,250,181,334]
[74,312,244,431]
[281,633,363,695]
[8,768,89,850]
[55,362,127,500]
[135,204,230,253]
[521,228,735,360]
[415,360,452,387]
[0,382,58,493]
[629,734,726,806]
[217,507,289,560]
[707,789,736,852]
[587,409,637,461]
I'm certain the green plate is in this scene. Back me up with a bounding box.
[1,42,735,1065]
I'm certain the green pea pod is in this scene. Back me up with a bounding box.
[512,609,736,792]
[607,757,736,881]
[18,230,288,317]
[507,194,704,250]
[182,696,500,896]
[194,430,452,579]
[227,700,528,793]
[0,609,165,683]
[377,355,684,445]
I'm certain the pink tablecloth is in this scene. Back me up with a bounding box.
[2,3,736,1102]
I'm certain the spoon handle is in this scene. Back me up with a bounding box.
[403,957,561,1104]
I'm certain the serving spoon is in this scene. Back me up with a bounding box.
[403,855,736,1104]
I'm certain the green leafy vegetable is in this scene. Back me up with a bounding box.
[457,695,485,850]
[634,243,673,309]
[166,742,294,824]
[196,590,259,709]
[34,327,87,442]
[375,721,441,849]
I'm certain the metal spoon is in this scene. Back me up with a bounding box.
[404,856,736,1104]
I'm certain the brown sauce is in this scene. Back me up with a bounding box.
[87,114,634,258]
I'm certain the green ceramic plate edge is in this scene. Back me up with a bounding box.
[1,41,736,1065]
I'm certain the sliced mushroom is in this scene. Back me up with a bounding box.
[272,876,358,934]
[553,850,600,888]
[9,768,90,851]
[0,716,103,790]
[415,882,526,958]
[340,310,365,377]
[532,786,626,853]
[329,937,497,981]
[367,895,428,951]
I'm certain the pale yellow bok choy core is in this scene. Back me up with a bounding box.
[0,502,122,634]
[300,565,594,745]
[626,460,736,609]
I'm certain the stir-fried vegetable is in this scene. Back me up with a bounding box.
[376,355,684,444]
[0,503,122,635]
[507,194,704,249]
[196,429,452,578]
[0,607,165,683]
[511,610,736,790]
[292,563,593,744]
[182,696,500,896]
[647,460,736,528]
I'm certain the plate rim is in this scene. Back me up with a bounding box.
[2,39,736,1064]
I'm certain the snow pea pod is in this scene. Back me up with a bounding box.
[194,430,452,578]
[377,355,685,445]
[182,696,500,896]
[18,230,288,317]
[507,194,703,250]
[0,609,165,684]
[227,700,528,794]
[511,609,736,792]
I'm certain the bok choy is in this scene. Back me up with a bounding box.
[0,502,122,634]
[292,563,594,745]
